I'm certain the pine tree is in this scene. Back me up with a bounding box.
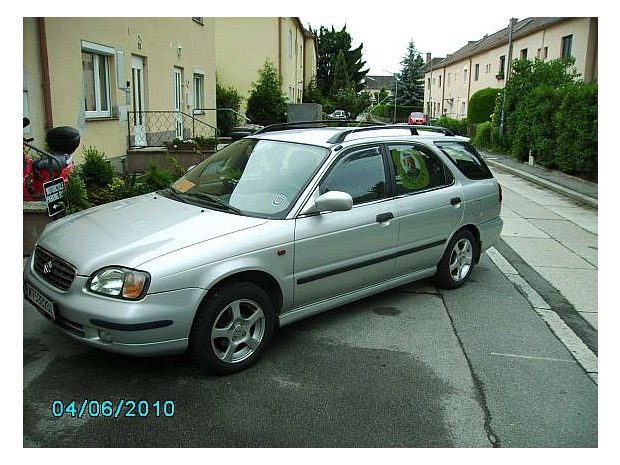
[246,60,287,126]
[397,41,425,108]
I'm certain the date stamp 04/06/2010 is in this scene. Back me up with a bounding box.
[51,399,176,418]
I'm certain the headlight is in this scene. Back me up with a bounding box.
[88,267,150,300]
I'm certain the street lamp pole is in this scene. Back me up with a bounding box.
[393,74,398,123]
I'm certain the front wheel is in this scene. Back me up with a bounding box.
[189,282,275,374]
[435,230,477,289]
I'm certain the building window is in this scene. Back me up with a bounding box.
[193,73,205,112]
[561,35,573,59]
[474,63,479,81]
[543,47,549,59]
[463,68,468,83]
[288,29,293,58]
[447,73,451,87]
[520,48,528,59]
[438,75,441,87]
[81,41,114,118]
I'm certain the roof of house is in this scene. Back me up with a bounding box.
[365,75,395,90]
[431,17,567,69]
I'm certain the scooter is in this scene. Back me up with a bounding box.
[23,117,79,201]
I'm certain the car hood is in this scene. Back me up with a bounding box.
[38,193,267,274]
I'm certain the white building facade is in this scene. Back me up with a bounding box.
[423,17,598,120]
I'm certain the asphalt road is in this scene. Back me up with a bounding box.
[23,253,597,448]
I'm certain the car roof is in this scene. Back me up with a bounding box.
[250,121,467,148]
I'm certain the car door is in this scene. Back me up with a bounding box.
[387,143,464,275]
[293,145,398,309]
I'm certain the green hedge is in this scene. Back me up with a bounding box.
[468,88,501,124]
[507,81,597,180]
[434,116,469,136]
[372,104,421,122]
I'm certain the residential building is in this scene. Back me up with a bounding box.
[364,75,396,104]
[422,17,598,120]
[23,17,218,163]
[213,18,318,113]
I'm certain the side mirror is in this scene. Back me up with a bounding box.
[301,191,353,215]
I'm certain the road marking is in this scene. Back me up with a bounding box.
[486,248,598,385]
[490,352,577,363]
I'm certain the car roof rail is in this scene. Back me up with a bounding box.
[326,124,456,144]
[253,120,381,135]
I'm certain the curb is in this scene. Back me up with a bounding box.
[485,159,598,209]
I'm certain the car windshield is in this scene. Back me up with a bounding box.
[165,138,329,218]
[411,112,423,117]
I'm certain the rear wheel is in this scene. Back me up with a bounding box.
[189,282,275,374]
[435,229,477,289]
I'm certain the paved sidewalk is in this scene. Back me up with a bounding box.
[480,150,598,209]
[480,150,598,335]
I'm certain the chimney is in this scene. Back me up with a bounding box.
[426,52,431,64]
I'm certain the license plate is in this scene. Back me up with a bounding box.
[24,282,56,320]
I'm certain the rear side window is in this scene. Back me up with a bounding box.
[435,142,493,179]
[388,144,453,194]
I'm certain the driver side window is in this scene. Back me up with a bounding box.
[320,146,387,205]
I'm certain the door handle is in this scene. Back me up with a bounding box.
[376,212,394,223]
[450,197,462,206]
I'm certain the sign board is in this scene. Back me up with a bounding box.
[43,177,68,217]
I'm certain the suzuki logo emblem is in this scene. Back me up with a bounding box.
[43,261,54,274]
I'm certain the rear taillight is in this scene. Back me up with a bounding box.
[498,183,503,203]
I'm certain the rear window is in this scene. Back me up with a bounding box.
[435,141,493,179]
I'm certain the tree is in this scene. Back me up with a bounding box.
[246,60,287,126]
[311,25,369,96]
[396,41,425,108]
[493,57,579,136]
[330,50,354,96]
[216,77,242,135]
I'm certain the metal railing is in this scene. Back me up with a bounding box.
[127,111,219,149]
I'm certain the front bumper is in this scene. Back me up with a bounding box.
[24,256,206,356]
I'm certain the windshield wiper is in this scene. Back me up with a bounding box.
[162,187,188,203]
[183,192,242,215]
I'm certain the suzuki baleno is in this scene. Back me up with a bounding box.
[24,123,502,374]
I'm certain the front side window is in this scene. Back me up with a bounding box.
[389,145,453,194]
[320,146,386,205]
[82,41,113,118]
[168,138,329,218]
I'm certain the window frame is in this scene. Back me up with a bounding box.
[193,72,205,114]
[81,40,114,119]
[561,34,573,59]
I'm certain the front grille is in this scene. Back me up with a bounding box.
[33,246,77,291]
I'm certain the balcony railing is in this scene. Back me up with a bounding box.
[127,111,219,149]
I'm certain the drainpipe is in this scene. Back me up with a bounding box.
[37,17,53,131]
[278,18,283,90]
[466,56,472,119]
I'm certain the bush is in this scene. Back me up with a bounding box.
[553,82,597,180]
[468,88,501,124]
[80,146,114,187]
[139,163,176,190]
[65,170,93,214]
[435,116,469,136]
[509,85,560,163]
[216,79,242,135]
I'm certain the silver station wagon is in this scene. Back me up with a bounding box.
[24,123,503,374]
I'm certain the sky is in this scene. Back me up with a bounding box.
[298,0,598,76]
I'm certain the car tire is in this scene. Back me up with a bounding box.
[434,229,477,289]
[189,282,275,374]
